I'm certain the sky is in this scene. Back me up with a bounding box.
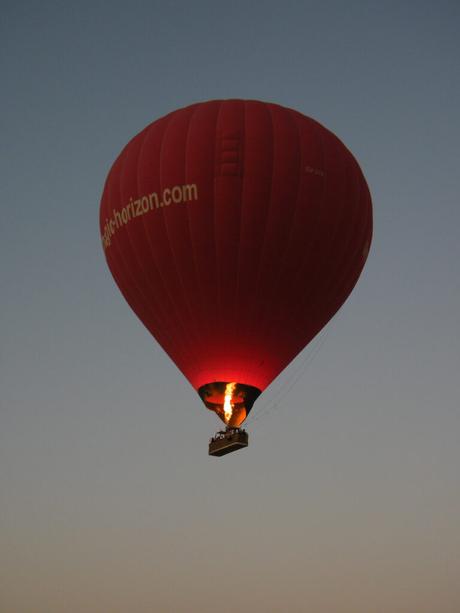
[1,1,459,611]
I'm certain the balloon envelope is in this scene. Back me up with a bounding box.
[100,100,372,425]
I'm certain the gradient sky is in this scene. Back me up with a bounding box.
[1,2,459,611]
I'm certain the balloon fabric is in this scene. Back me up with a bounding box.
[100,100,372,426]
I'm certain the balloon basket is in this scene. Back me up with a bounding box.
[208,428,248,457]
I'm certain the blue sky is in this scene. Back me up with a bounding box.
[1,2,459,611]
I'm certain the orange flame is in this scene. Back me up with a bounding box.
[223,382,237,424]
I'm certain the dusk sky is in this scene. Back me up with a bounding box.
[1,2,459,611]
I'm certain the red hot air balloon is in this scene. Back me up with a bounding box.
[100,100,372,450]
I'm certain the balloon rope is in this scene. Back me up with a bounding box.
[245,327,329,426]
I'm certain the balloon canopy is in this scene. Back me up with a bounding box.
[100,100,372,427]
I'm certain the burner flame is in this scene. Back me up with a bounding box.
[223,382,237,424]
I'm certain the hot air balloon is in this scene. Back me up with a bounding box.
[100,100,372,456]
